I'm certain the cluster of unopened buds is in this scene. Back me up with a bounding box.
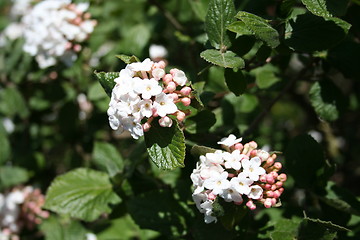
[191,134,287,223]
[0,186,49,239]
[20,0,97,68]
[108,58,195,139]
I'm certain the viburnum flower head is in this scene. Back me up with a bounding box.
[191,135,287,223]
[107,58,195,139]
[20,0,97,68]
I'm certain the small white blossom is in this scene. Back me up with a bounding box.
[153,93,178,117]
[203,171,230,195]
[242,157,266,181]
[217,134,242,147]
[134,78,162,99]
[230,174,253,195]
[172,70,187,86]
[149,44,168,60]
[248,185,263,199]
[220,187,243,203]
[223,150,244,170]
[127,58,153,72]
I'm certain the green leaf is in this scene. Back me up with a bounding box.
[44,168,121,221]
[269,218,302,240]
[227,21,253,36]
[127,190,187,237]
[320,181,360,216]
[190,145,217,157]
[235,11,280,48]
[298,218,338,240]
[185,110,216,134]
[303,217,350,232]
[94,71,119,97]
[309,81,347,121]
[88,82,107,101]
[92,142,124,178]
[144,119,185,170]
[301,0,350,17]
[205,0,236,49]
[200,49,245,68]
[301,0,333,17]
[115,54,140,64]
[224,68,247,96]
[0,128,10,164]
[0,166,29,190]
[285,13,351,52]
[251,64,281,89]
[189,0,210,21]
[40,216,88,240]
[0,87,29,119]
[285,134,326,188]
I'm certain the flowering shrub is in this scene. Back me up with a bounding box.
[0,0,360,239]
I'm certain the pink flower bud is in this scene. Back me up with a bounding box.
[258,150,270,161]
[246,200,256,210]
[73,17,82,25]
[234,143,243,151]
[264,184,272,190]
[159,116,173,127]
[73,44,82,52]
[264,198,272,208]
[181,97,191,106]
[168,93,179,101]
[143,122,151,132]
[158,61,166,69]
[166,81,176,92]
[266,174,275,184]
[275,181,283,188]
[208,192,217,201]
[266,157,274,166]
[271,185,277,191]
[180,86,192,96]
[170,68,178,75]
[259,175,267,183]
[270,172,279,179]
[278,173,287,182]
[266,191,274,198]
[176,111,186,121]
[163,74,173,84]
[271,198,277,206]
[274,162,282,170]
[249,141,258,148]
[273,190,281,199]
[278,187,284,193]
[152,68,165,80]
[250,150,257,158]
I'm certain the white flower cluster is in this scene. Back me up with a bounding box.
[2,0,96,68]
[191,135,287,223]
[108,58,193,139]
[0,187,49,238]
[22,0,96,68]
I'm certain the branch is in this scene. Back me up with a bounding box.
[148,0,185,31]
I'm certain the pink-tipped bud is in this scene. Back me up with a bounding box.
[163,74,173,84]
[159,116,173,127]
[208,192,217,201]
[143,122,152,132]
[278,187,284,193]
[270,171,279,179]
[168,93,179,101]
[73,17,82,25]
[170,68,179,75]
[176,111,186,121]
[158,61,166,69]
[271,153,277,160]
[271,184,277,191]
[264,198,272,208]
[273,190,281,199]
[274,162,282,170]
[246,200,256,210]
[271,198,277,206]
[234,143,243,151]
[266,157,274,166]
[73,44,82,52]
[180,86,192,96]
[275,181,283,188]
[278,173,287,182]
[264,184,272,190]
[259,174,267,183]
[266,191,274,198]
[65,42,72,50]
[166,81,176,92]
[258,150,270,161]
[181,97,191,106]
[249,141,258,148]
[266,174,275,184]
[250,150,257,158]
[152,68,165,80]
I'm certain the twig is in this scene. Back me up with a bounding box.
[148,0,185,31]
[243,67,309,137]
